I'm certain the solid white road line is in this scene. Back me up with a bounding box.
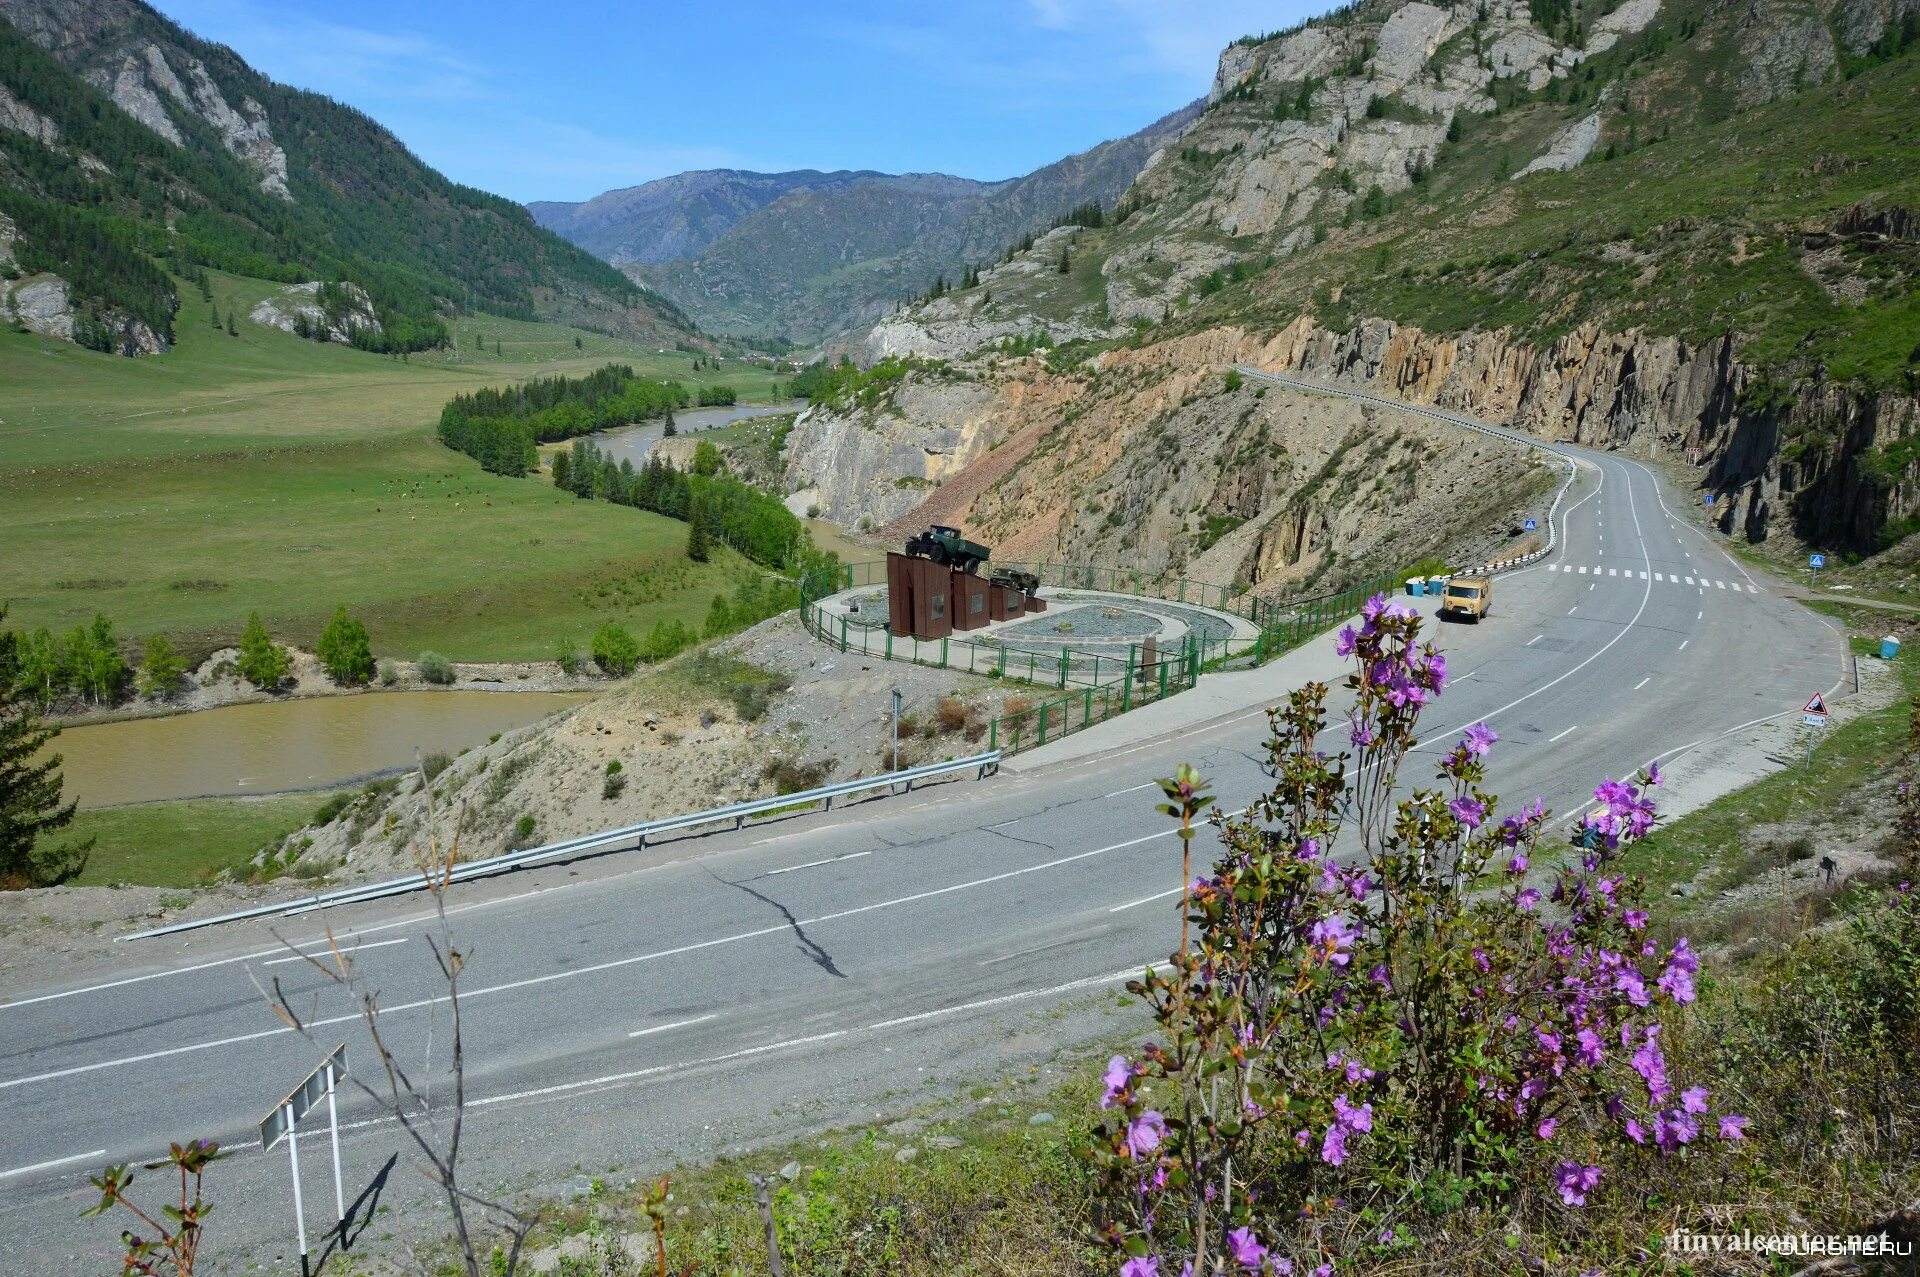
[1549,726,1579,743]
[629,1014,720,1039]
[0,831,1182,1091]
[766,851,872,876]
[0,1149,108,1180]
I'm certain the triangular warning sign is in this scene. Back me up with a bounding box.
[1802,692,1828,716]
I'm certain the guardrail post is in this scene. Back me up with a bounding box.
[989,718,998,752]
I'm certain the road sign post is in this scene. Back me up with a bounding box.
[261,1044,349,1273]
[1800,692,1829,768]
[1809,553,1825,589]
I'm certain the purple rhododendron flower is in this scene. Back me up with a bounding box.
[1226,1227,1267,1270]
[1536,1117,1558,1139]
[1127,1110,1168,1159]
[1681,1086,1710,1115]
[1449,797,1487,829]
[1102,1055,1130,1109]
[1463,721,1498,757]
[1309,915,1358,966]
[1320,1122,1348,1166]
[1333,1093,1374,1133]
[1654,1109,1699,1151]
[1515,888,1542,911]
[1121,1257,1160,1277]
[1718,1114,1749,1141]
[1334,625,1359,657]
[1576,1028,1605,1067]
[1507,852,1530,875]
[1554,1161,1602,1206]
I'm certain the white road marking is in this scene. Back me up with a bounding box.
[766,851,871,876]
[1716,580,1726,589]
[1633,677,1651,690]
[1569,607,1579,615]
[1526,635,1543,647]
[262,937,408,966]
[1101,783,1155,799]
[0,1149,107,1180]
[1697,611,1703,620]
[1679,640,1690,651]
[628,1014,720,1039]
[1109,886,1185,913]
[1549,726,1579,743]
[0,831,1180,1091]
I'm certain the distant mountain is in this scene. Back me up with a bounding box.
[529,169,890,267]
[530,103,1201,344]
[0,0,698,355]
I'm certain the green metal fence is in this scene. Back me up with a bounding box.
[797,559,1401,757]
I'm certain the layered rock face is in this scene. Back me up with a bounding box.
[248,281,383,344]
[1248,317,1920,553]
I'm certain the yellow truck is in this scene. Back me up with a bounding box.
[1438,574,1493,622]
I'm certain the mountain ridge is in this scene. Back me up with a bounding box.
[532,102,1201,343]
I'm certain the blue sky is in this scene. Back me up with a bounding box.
[153,0,1322,203]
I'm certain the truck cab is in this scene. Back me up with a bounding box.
[1439,574,1492,622]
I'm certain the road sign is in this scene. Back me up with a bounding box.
[1704,494,1715,506]
[261,1044,349,1269]
[1524,518,1538,532]
[1810,554,1826,569]
[260,1043,347,1150]
[1802,691,1829,730]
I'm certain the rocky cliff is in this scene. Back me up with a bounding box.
[833,0,1920,557]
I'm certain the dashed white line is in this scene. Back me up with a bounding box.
[0,1149,107,1180]
[1548,726,1579,743]
[767,851,873,876]
[1679,640,1690,651]
[262,937,408,966]
[628,1013,720,1039]
[1526,635,1544,647]
[1633,677,1651,691]
[1109,886,1185,913]
[1100,783,1156,799]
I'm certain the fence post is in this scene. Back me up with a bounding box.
[885,631,892,660]
[839,616,848,652]
[1083,686,1092,728]
[1158,659,1168,700]
[989,717,998,752]
[941,636,949,668]
[1058,647,1069,690]
[1038,703,1048,747]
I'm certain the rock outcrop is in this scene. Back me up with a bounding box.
[248,281,382,344]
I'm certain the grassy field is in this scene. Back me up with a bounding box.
[0,272,792,660]
[62,792,322,888]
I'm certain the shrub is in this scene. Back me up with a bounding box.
[136,633,186,698]
[1223,368,1244,393]
[602,771,628,801]
[512,814,537,846]
[377,658,400,685]
[763,757,832,794]
[416,652,455,685]
[554,639,582,676]
[420,752,453,782]
[1091,598,1738,1273]
[590,622,640,675]
[638,619,696,664]
[934,696,971,734]
[604,759,622,775]
[311,791,352,825]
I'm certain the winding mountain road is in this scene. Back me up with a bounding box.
[0,380,1843,1273]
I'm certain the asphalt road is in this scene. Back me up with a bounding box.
[0,385,1845,1273]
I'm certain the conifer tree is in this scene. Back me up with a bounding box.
[0,610,90,888]
[237,613,291,690]
[316,607,374,685]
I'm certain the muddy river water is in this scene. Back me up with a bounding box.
[53,691,587,808]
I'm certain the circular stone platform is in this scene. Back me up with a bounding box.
[811,583,1261,678]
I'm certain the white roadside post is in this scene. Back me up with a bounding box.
[260,1044,350,1274]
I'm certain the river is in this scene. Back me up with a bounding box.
[53,691,588,808]
[589,401,801,469]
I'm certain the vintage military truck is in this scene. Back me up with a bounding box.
[904,524,992,574]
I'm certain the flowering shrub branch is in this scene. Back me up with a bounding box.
[1090,596,1744,1275]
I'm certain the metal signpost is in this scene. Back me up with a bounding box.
[260,1044,348,1275]
[1809,553,1825,588]
[1801,692,1829,768]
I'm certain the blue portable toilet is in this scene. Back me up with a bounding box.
[1424,576,1445,596]
[1882,635,1902,661]
[1404,576,1424,597]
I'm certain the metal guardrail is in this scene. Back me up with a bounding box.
[1235,369,1582,580]
[120,751,1003,942]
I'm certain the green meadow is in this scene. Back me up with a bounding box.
[0,272,790,661]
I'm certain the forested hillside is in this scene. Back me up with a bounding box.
[0,0,699,355]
